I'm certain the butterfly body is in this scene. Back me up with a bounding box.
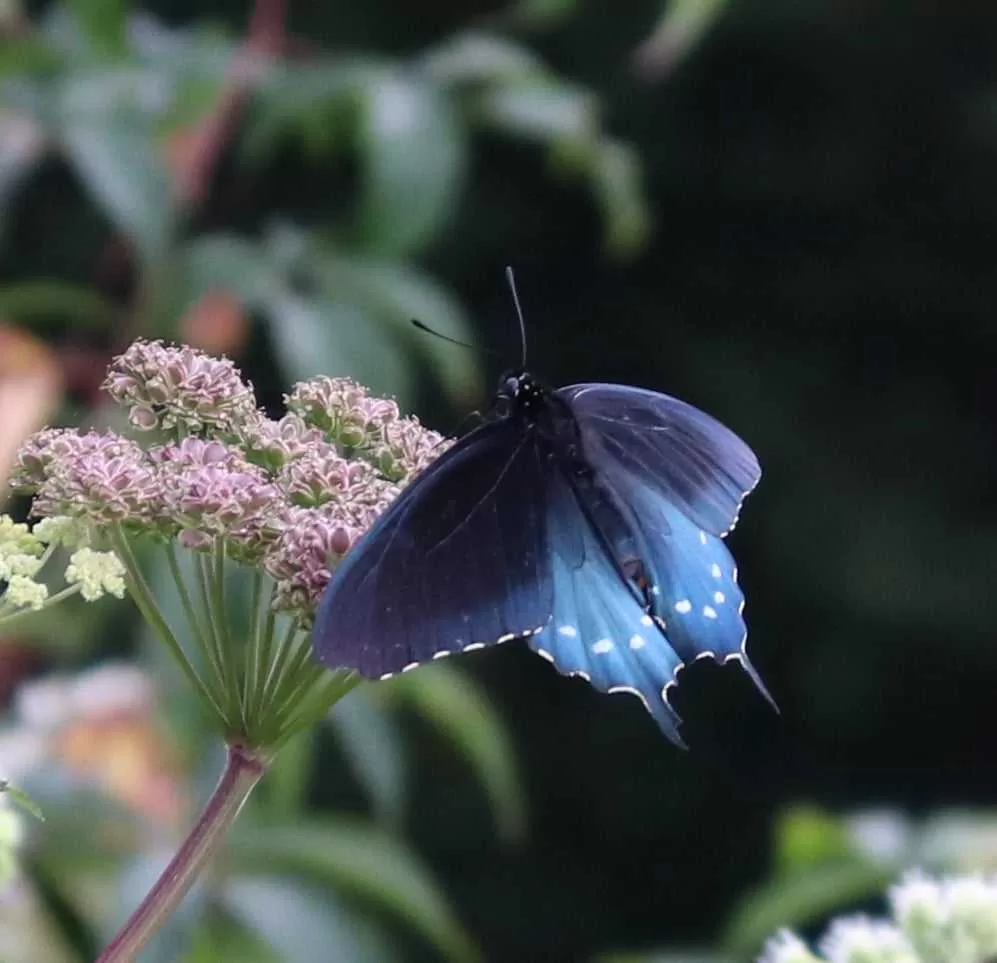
[312,369,768,746]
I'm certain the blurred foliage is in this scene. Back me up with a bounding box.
[1,0,996,960]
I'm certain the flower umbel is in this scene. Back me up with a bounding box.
[0,513,121,621]
[761,870,997,963]
[15,339,449,748]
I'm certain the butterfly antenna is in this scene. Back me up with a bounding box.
[411,319,478,352]
[505,265,528,368]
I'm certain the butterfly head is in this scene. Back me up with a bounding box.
[492,369,548,421]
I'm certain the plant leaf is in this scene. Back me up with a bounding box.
[67,0,130,60]
[721,859,898,955]
[307,253,481,407]
[419,32,544,87]
[475,80,597,143]
[385,663,526,844]
[223,875,403,963]
[327,688,408,826]
[590,139,651,257]
[356,73,466,255]
[230,818,481,963]
[0,280,115,328]
[61,112,173,264]
[1,783,44,821]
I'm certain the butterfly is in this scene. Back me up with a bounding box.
[312,270,770,747]
[311,369,771,748]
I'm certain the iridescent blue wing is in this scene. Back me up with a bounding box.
[312,420,552,679]
[559,383,761,536]
[559,382,773,706]
[529,470,687,746]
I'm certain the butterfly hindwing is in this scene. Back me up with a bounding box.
[312,420,553,679]
[530,470,686,745]
[559,383,761,537]
[564,387,773,706]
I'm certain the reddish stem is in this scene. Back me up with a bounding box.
[94,743,268,963]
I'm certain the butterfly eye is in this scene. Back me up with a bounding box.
[493,395,513,418]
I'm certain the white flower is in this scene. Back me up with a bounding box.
[3,576,47,611]
[818,916,918,963]
[64,548,126,601]
[759,929,824,963]
[32,516,90,549]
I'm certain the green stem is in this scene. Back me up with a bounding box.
[212,537,242,727]
[0,583,82,626]
[255,617,297,722]
[165,543,225,699]
[270,671,362,750]
[196,550,230,711]
[95,743,268,963]
[248,593,277,729]
[241,569,264,724]
[110,528,227,723]
[267,635,316,715]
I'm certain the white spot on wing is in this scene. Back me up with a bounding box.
[640,614,654,627]
[714,591,725,604]
[629,634,646,650]
[675,599,692,614]
[711,563,722,578]
[592,639,614,654]
[557,625,578,638]
[703,606,718,619]
[699,531,707,545]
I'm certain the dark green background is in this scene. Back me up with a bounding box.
[16,1,997,960]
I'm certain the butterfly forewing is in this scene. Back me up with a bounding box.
[312,420,553,679]
[559,383,761,537]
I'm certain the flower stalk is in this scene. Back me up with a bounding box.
[95,743,269,963]
[6,338,450,957]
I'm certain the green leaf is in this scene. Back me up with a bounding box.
[244,58,382,164]
[185,911,276,963]
[265,291,413,402]
[223,875,403,963]
[594,953,734,963]
[177,234,278,309]
[419,32,545,86]
[775,805,854,873]
[307,253,481,407]
[0,280,115,329]
[589,139,651,257]
[357,73,466,255]
[230,818,481,963]
[634,0,731,76]
[327,688,408,826]
[721,859,898,955]
[68,0,130,60]
[1,783,44,821]
[385,663,526,844]
[505,0,580,27]
[475,80,597,143]
[61,113,173,264]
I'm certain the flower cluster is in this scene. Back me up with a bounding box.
[102,338,257,436]
[14,341,451,622]
[760,870,997,963]
[0,514,123,618]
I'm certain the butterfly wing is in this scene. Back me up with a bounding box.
[312,419,552,679]
[559,382,772,704]
[529,469,687,746]
[559,382,761,536]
